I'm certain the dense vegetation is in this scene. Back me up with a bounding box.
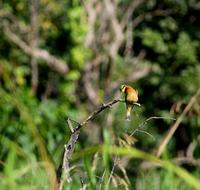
[0,0,200,189]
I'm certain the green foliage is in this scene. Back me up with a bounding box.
[140,28,168,54]
[138,169,197,190]
[176,32,198,64]
[159,17,178,32]
[0,0,200,189]
[65,0,91,68]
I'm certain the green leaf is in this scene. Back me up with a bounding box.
[141,29,168,53]
[4,149,16,178]
[176,32,198,64]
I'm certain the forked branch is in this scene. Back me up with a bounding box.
[56,99,140,190]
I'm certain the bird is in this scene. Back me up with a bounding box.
[120,84,138,121]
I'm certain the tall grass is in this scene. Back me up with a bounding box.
[1,143,200,190]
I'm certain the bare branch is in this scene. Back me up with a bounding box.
[3,23,68,74]
[76,99,126,130]
[56,98,141,187]
[62,131,80,182]
[56,130,80,189]
[56,99,122,187]
[134,129,155,140]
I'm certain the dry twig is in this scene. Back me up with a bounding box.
[107,157,119,187]
[130,116,176,137]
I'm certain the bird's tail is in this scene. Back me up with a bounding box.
[126,104,132,121]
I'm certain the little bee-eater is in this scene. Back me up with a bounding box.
[120,84,138,121]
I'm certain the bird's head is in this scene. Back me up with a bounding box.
[120,84,126,93]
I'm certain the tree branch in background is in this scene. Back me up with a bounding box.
[80,55,103,108]
[30,0,39,95]
[132,9,174,29]
[107,65,150,98]
[80,0,152,106]
[156,89,200,157]
[82,68,99,107]
[83,0,99,48]
[103,0,124,59]
[140,136,200,170]
[2,22,68,74]
[121,0,146,29]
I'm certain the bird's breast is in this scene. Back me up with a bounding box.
[126,89,138,103]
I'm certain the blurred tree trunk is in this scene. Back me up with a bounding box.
[30,0,39,95]
[80,0,149,110]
